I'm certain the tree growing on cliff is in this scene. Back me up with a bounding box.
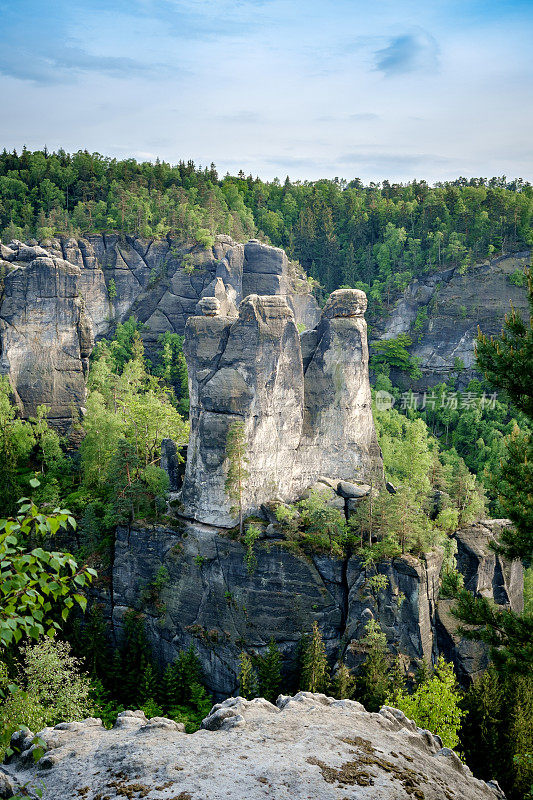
[225,420,249,535]
[300,622,329,693]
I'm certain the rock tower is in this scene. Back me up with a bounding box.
[180,288,383,526]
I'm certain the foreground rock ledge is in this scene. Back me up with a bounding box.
[1,693,504,799]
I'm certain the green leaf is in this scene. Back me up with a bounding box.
[29,478,41,489]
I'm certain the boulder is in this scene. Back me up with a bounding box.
[337,480,371,499]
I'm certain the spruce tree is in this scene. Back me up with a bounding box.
[238,651,257,699]
[332,662,355,700]
[119,612,152,707]
[257,639,282,703]
[356,619,391,711]
[300,622,329,694]
[138,662,159,706]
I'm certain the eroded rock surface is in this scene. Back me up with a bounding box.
[437,519,524,681]
[110,517,522,697]
[0,235,319,426]
[0,243,94,427]
[1,693,505,799]
[180,289,383,526]
[376,251,530,390]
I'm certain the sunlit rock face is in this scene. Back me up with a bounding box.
[180,288,383,527]
[2,693,506,800]
[0,242,94,428]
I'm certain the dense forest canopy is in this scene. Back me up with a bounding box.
[1,148,531,306]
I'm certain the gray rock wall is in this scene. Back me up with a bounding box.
[180,289,383,526]
[0,234,319,425]
[375,251,530,390]
[0,243,94,427]
[111,517,522,697]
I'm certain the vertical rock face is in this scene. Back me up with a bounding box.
[181,294,304,526]
[298,289,383,486]
[0,244,94,427]
[436,519,524,681]
[0,235,319,429]
[180,288,383,526]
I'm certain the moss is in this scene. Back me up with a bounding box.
[307,736,427,798]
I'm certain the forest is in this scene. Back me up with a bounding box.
[0,149,532,800]
[1,148,532,309]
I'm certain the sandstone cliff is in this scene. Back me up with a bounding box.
[109,517,522,698]
[180,289,382,526]
[375,251,530,389]
[0,235,319,425]
[1,693,505,799]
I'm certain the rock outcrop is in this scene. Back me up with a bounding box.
[375,251,530,390]
[1,693,505,799]
[0,235,319,425]
[110,518,523,698]
[437,519,524,681]
[0,241,94,427]
[180,288,382,526]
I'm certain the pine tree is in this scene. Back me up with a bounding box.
[461,668,533,800]
[300,622,329,694]
[138,663,159,706]
[119,612,152,707]
[356,619,391,711]
[163,645,203,710]
[238,651,257,699]
[332,662,355,700]
[257,639,282,703]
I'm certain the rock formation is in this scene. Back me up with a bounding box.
[0,241,94,428]
[376,251,530,390]
[437,519,524,681]
[1,693,505,799]
[110,518,523,698]
[180,288,383,526]
[0,235,319,425]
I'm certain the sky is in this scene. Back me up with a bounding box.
[0,0,531,183]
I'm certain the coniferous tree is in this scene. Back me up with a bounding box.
[332,662,355,700]
[356,620,391,711]
[138,663,159,706]
[300,622,329,694]
[118,612,152,707]
[256,639,282,703]
[238,651,257,699]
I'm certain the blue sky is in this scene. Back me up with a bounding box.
[0,0,531,182]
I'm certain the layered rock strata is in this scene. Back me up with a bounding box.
[0,235,319,425]
[1,693,505,799]
[180,288,383,526]
[376,251,530,390]
[0,242,94,427]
